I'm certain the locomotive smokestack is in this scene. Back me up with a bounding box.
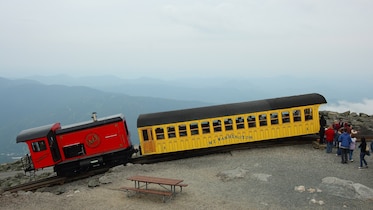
[92,112,97,122]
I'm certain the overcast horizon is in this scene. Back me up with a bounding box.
[1,1,372,78]
[1,1,372,114]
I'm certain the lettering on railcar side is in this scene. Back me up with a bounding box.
[217,134,254,141]
[208,135,254,144]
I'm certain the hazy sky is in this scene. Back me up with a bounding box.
[1,0,372,79]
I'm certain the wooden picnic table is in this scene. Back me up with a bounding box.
[121,175,188,202]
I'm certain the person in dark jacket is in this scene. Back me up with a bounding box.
[358,137,368,169]
[319,115,327,144]
[338,128,352,164]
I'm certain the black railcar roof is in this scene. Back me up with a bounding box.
[56,114,124,135]
[137,93,326,127]
[16,124,57,143]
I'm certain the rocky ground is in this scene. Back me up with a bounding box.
[1,142,373,210]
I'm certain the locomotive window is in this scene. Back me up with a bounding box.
[282,111,290,123]
[259,114,267,126]
[236,117,244,129]
[142,129,149,141]
[304,108,313,121]
[155,127,165,140]
[190,123,199,135]
[63,143,85,159]
[270,112,279,125]
[293,110,301,122]
[224,118,233,131]
[201,121,210,134]
[179,124,187,137]
[247,115,256,128]
[167,126,176,138]
[213,120,222,132]
[31,140,47,152]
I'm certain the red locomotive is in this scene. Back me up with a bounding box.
[16,113,135,176]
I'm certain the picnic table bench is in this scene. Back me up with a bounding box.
[121,175,188,202]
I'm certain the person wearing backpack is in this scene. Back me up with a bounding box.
[338,128,352,164]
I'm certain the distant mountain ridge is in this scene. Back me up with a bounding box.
[0,77,210,162]
[23,74,371,104]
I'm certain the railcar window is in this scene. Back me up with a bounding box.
[167,126,176,138]
[213,120,222,132]
[201,121,210,134]
[224,118,233,131]
[179,124,187,137]
[293,110,301,122]
[190,123,199,135]
[304,108,313,121]
[31,140,47,152]
[142,130,149,141]
[248,115,256,128]
[282,111,290,123]
[155,127,165,140]
[259,114,267,126]
[236,117,245,129]
[270,113,279,125]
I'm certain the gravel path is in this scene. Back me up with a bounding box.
[1,143,372,210]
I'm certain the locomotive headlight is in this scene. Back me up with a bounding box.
[90,160,99,164]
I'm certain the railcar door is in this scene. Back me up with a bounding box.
[47,133,61,162]
[303,107,318,134]
[258,113,270,140]
[140,128,156,154]
[291,109,303,135]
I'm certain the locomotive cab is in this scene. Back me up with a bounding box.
[16,113,135,177]
[16,123,62,171]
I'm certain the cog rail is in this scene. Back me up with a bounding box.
[3,168,109,194]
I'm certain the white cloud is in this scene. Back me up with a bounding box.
[321,99,373,115]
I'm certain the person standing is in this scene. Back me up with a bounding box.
[358,137,368,169]
[338,128,352,164]
[332,120,341,147]
[319,115,327,144]
[335,128,342,156]
[325,125,335,153]
[349,133,357,162]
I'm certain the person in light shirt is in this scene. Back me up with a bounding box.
[349,132,357,162]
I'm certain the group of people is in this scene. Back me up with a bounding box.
[321,117,371,169]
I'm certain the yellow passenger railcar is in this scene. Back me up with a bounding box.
[137,93,327,155]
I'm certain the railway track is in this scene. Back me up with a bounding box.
[3,168,109,194]
[3,176,67,193]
